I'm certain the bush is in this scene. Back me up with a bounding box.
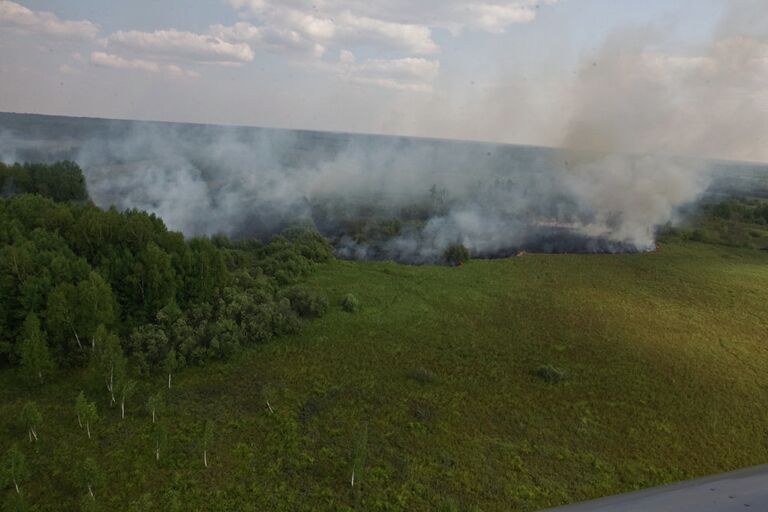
[534,364,566,383]
[443,243,470,266]
[271,298,301,335]
[282,286,329,318]
[689,229,706,242]
[407,367,437,384]
[340,293,360,313]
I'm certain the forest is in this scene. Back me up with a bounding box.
[1,161,336,509]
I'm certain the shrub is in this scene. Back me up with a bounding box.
[282,286,329,318]
[409,399,434,422]
[689,229,706,242]
[534,364,566,384]
[278,227,333,263]
[443,243,470,266]
[407,367,437,384]
[340,293,360,313]
[439,498,460,512]
[271,298,301,335]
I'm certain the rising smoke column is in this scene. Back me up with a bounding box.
[552,0,768,247]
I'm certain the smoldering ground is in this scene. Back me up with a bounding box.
[0,115,712,262]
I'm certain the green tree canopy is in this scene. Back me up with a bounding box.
[19,313,54,384]
[20,402,41,442]
[1,444,28,495]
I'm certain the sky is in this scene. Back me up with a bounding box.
[0,0,766,159]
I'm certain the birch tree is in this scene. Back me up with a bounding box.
[2,444,28,495]
[76,271,116,348]
[83,402,98,439]
[153,420,168,462]
[146,391,164,424]
[20,401,41,442]
[202,420,213,468]
[75,391,87,428]
[76,395,98,439]
[91,325,125,405]
[120,379,137,419]
[262,384,276,414]
[164,349,177,390]
[78,457,103,501]
[46,284,78,347]
[19,313,54,384]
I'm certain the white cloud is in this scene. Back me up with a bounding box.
[0,0,98,40]
[336,11,438,54]
[228,7,438,54]
[228,1,558,38]
[106,29,254,64]
[209,21,326,58]
[458,3,538,34]
[58,63,78,74]
[274,8,335,41]
[207,1,558,92]
[339,49,355,63]
[90,51,200,78]
[223,1,441,56]
[332,57,440,92]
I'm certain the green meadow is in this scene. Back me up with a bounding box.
[3,237,768,511]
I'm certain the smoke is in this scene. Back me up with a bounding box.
[0,111,732,263]
[539,0,768,253]
[70,119,708,260]
[2,2,767,262]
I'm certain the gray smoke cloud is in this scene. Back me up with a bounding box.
[0,112,729,262]
[2,2,767,262]
[70,121,707,260]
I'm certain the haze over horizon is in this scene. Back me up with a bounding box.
[1,0,767,162]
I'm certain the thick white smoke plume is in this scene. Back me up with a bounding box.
[0,115,711,261]
[2,1,767,261]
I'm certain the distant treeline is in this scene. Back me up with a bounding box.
[0,161,332,376]
[707,198,768,225]
[0,161,88,202]
[659,196,768,250]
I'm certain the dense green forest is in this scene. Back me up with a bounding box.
[0,161,332,368]
[0,161,337,509]
[2,161,768,511]
[0,161,88,203]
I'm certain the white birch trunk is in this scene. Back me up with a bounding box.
[86,422,91,439]
[121,400,125,419]
[109,366,115,405]
[351,470,355,487]
[14,479,19,494]
[168,373,172,389]
[77,414,82,428]
[267,401,274,414]
[152,409,155,424]
[73,329,82,349]
[204,449,208,468]
[31,427,38,441]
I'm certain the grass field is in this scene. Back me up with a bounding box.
[2,239,768,511]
